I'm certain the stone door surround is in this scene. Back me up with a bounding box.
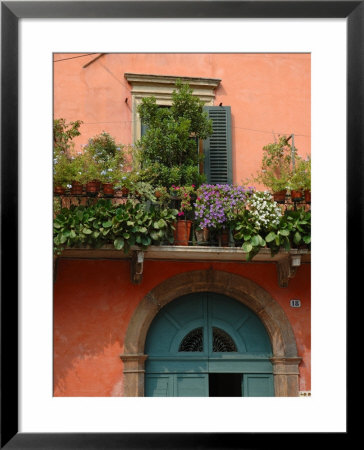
[121,269,302,397]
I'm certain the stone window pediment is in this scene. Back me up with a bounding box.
[124,73,221,143]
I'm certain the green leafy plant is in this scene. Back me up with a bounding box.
[170,185,197,218]
[234,191,283,260]
[233,210,267,261]
[53,199,178,255]
[288,156,311,191]
[265,208,311,256]
[136,80,213,187]
[53,118,83,187]
[252,136,295,193]
[114,171,133,192]
[53,118,82,155]
[129,181,157,202]
[53,152,73,188]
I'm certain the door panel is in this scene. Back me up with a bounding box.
[146,374,208,397]
[176,374,209,397]
[243,374,274,397]
[145,374,173,397]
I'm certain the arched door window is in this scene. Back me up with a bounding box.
[212,327,237,352]
[179,328,203,352]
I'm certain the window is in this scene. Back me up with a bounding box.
[178,327,203,352]
[212,327,237,352]
[125,73,232,184]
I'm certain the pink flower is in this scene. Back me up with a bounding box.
[178,211,184,216]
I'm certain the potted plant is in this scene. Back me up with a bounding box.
[234,191,283,260]
[65,153,85,195]
[53,118,83,193]
[53,152,71,194]
[195,225,210,244]
[129,181,157,202]
[135,80,212,188]
[81,132,126,196]
[251,136,296,203]
[114,172,132,198]
[74,152,101,196]
[194,184,250,247]
[287,156,311,202]
[170,185,196,246]
[99,143,127,196]
[302,156,311,203]
[154,186,168,200]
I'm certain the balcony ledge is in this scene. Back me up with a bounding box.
[58,245,309,263]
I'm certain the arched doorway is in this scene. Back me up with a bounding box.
[121,270,301,396]
[145,292,274,397]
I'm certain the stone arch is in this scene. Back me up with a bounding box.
[121,270,301,396]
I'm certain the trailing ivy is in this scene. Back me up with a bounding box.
[54,199,178,255]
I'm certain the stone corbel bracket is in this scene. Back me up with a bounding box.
[131,250,144,284]
[277,254,302,288]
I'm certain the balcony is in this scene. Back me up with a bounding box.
[54,188,310,287]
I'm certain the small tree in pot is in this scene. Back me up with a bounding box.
[252,136,295,202]
[136,80,213,188]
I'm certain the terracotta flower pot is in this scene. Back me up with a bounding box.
[70,181,83,195]
[122,187,129,197]
[304,190,311,203]
[114,189,124,198]
[219,230,229,247]
[291,190,303,202]
[272,190,287,203]
[173,220,192,246]
[102,183,114,196]
[195,228,209,243]
[54,186,66,195]
[86,180,101,196]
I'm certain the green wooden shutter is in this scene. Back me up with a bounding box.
[203,106,232,184]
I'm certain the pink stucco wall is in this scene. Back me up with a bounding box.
[53,52,310,185]
[53,53,311,397]
[53,260,311,396]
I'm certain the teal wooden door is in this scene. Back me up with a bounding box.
[145,292,274,397]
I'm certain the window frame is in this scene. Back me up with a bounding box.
[124,73,221,144]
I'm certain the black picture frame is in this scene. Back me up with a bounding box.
[1,1,357,448]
